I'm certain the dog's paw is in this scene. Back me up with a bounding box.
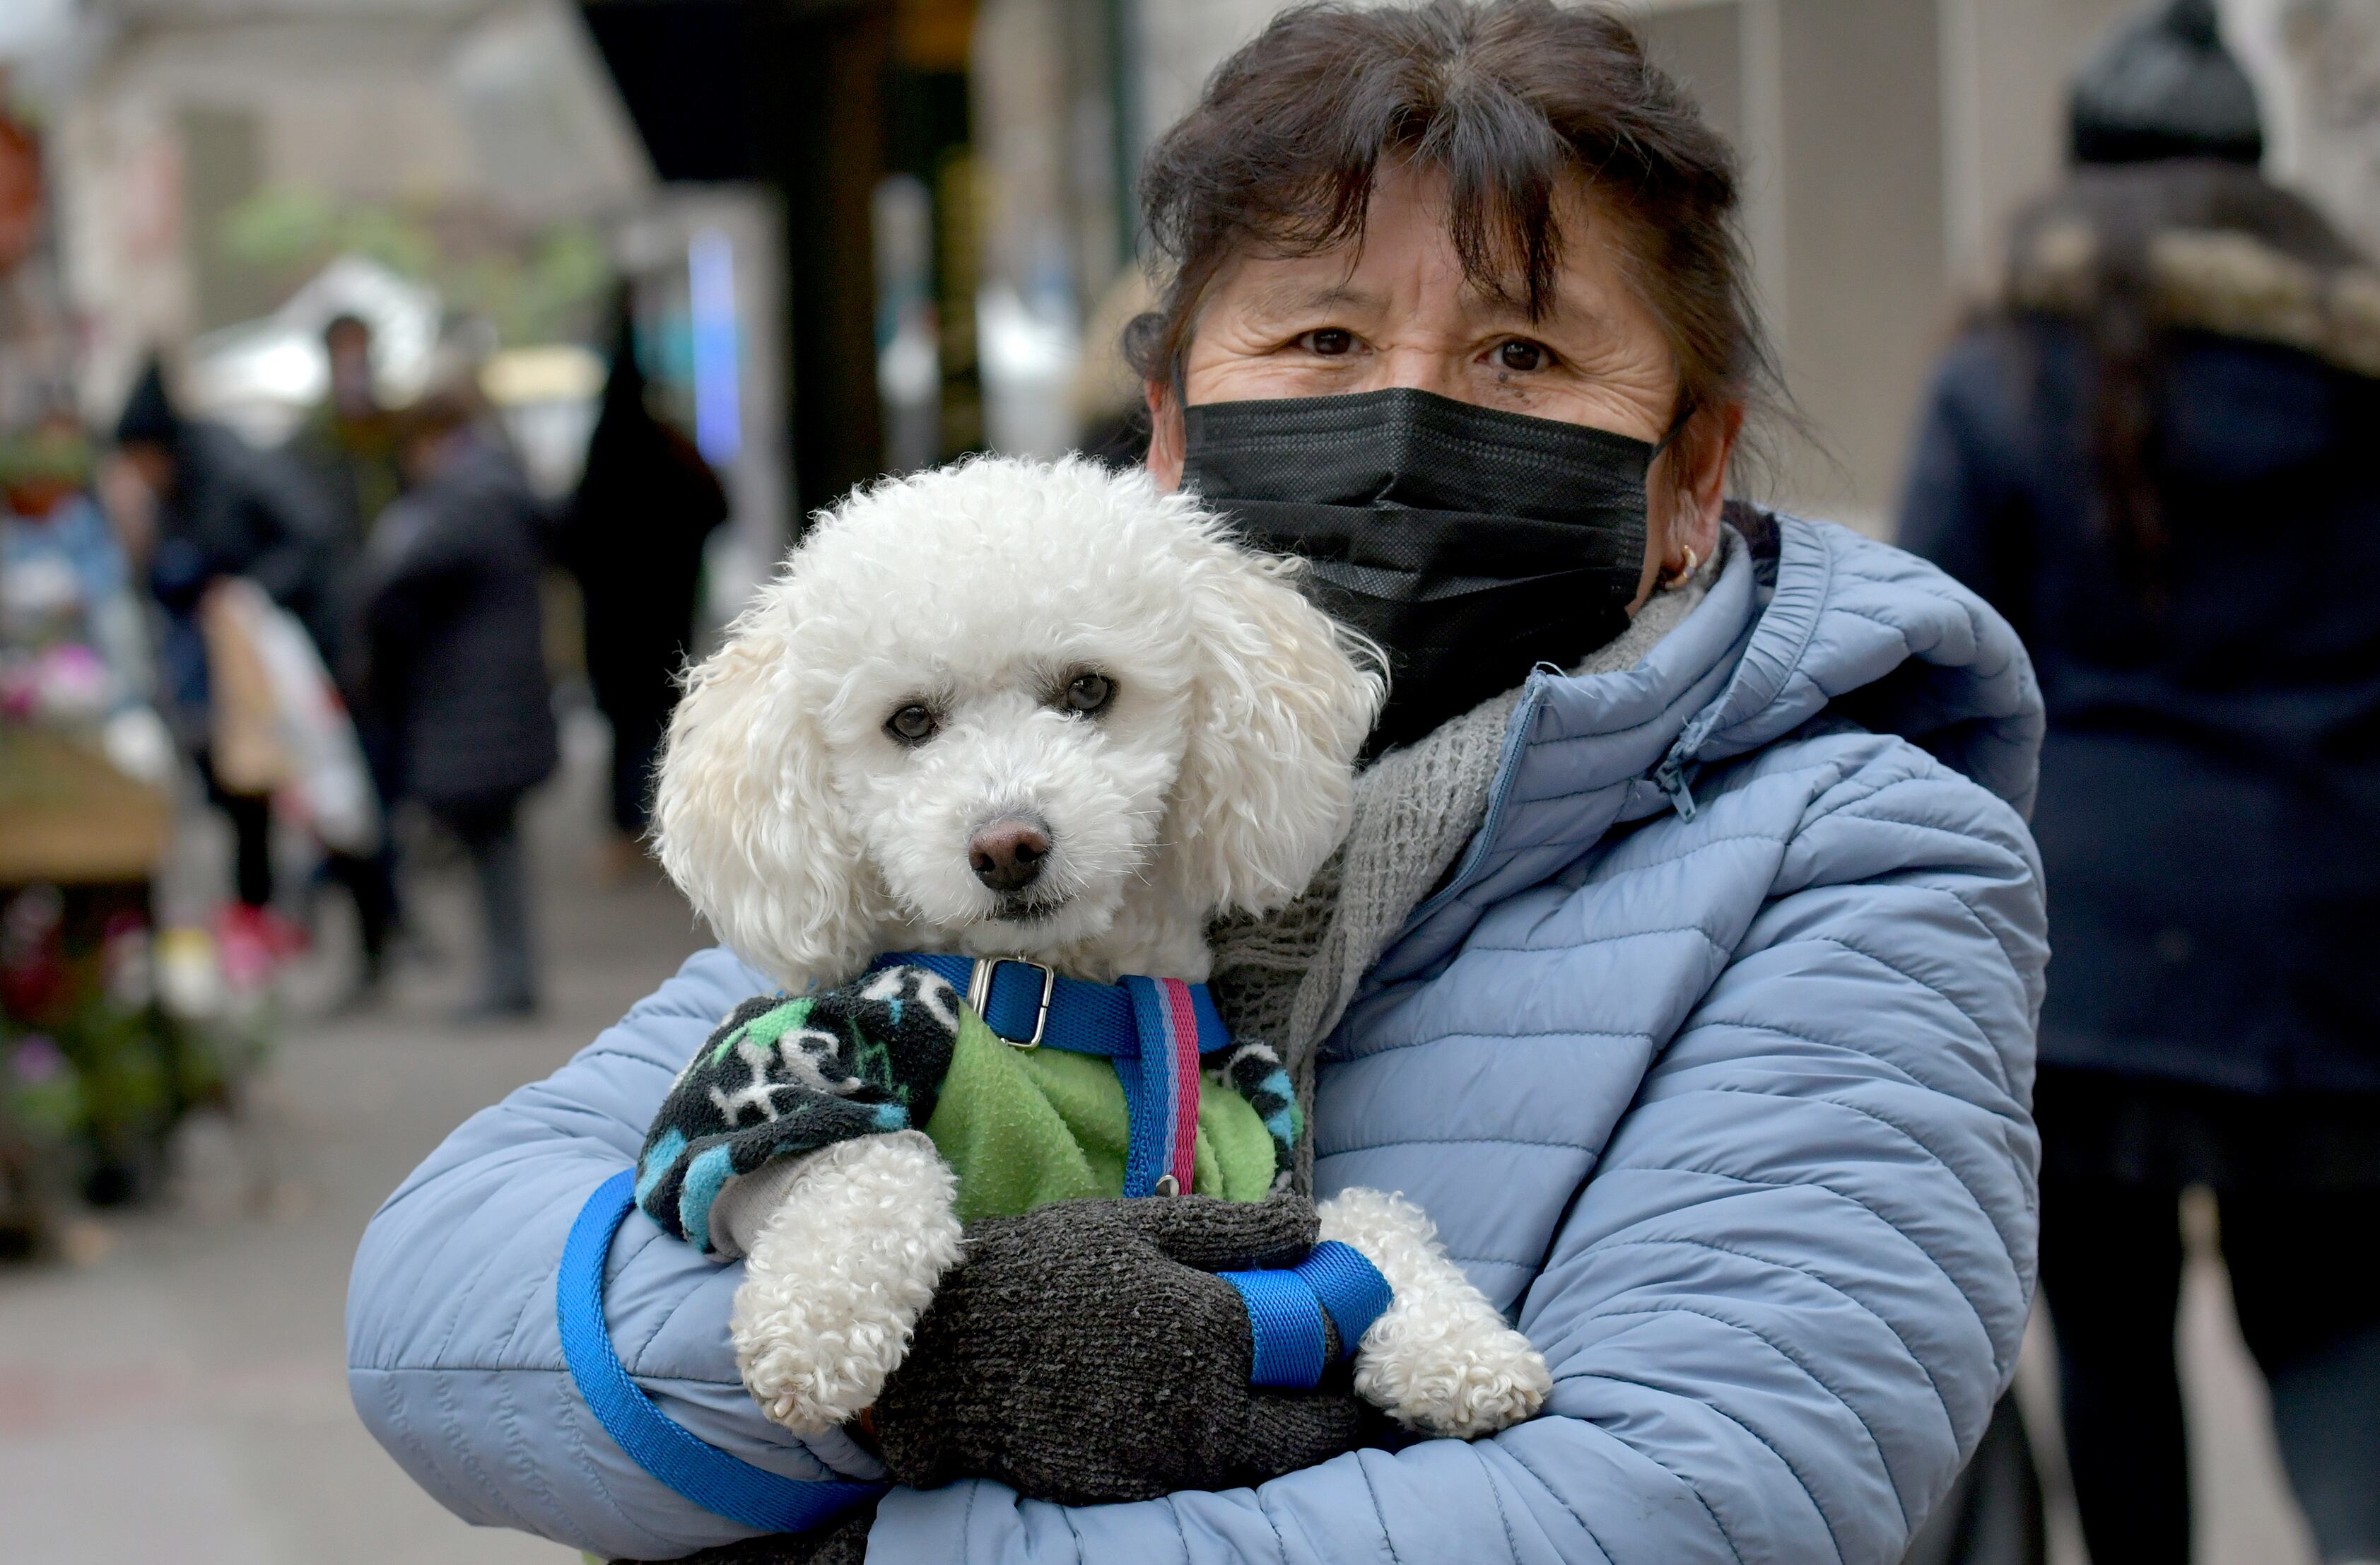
[1361,1309,1551,1439]
[1318,1185,1552,1439]
[730,1131,962,1436]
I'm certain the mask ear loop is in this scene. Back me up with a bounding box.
[1652,393,1697,461]
[1653,395,1704,590]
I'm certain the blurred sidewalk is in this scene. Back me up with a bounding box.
[0,711,699,1564]
[0,713,2331,1565]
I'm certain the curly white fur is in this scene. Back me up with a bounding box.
[1318,1186,1551,1438]
[729,1132,962,1436]
[664,458,1542,1448]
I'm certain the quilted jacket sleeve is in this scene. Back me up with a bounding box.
[867,737,2045,1564]
[345,946,884,1561]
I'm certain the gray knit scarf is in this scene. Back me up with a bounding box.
[1207,540,1721,1187]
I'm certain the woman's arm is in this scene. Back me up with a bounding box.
[867,735,2045,1564]
[346,949,1354,1560]
[344,946,889,1562]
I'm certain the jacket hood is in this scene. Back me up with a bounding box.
[2010,216,2380,381]
[1376,509,2041,984]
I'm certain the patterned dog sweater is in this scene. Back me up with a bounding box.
[635,962,1300,1252]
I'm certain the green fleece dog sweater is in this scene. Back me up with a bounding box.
[635,963,1298,1250]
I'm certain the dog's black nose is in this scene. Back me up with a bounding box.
[970,818,1050,893]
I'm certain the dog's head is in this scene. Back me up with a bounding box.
[653,455,1385,990]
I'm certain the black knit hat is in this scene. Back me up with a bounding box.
[112,358,182,449]
[2070,0,2264,167]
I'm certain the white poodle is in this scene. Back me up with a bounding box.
[651,455,1549,1451]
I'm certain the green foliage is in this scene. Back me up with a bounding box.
[1,1032,83,1145]
[213,184,612,346]
[57,1000,169,1148]
[0,934,269,1176]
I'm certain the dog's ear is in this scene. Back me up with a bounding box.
[652,590,877,987]
[1166,523,1387,915]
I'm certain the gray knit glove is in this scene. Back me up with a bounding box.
[869,1192,1366,1505]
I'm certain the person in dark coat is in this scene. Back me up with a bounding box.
[288,314,406,996]
[356,389,558,1020]
[561,296,727,856]
[291,314,404,566]
[115,359,334,959]
[1899,4,2380,1559]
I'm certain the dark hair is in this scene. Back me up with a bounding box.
[1126,0,1776,490]
[2000,160,2363,596]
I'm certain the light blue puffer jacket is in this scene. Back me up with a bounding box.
[347,515,2046,1564]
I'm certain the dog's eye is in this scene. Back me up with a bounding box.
[885,704,938,744]
[1062,673,1113,716]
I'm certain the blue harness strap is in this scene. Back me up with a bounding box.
[1230,1265,1332,1387]
[558,1170,884,1532]
[1221,1240,1397,1390]
[874,953,1138,1055]
[872,954,1228,1198]
[1295,1240,1397,1352]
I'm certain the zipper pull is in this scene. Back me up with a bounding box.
[1652,751,1699,822]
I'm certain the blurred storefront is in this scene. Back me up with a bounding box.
[2,0,2372,551]
[8,0,800,608]
[37,1,645,423]
[579,0,1136,520]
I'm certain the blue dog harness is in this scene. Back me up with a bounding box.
[558,1169,884,1532]
[558,954,1393,1529]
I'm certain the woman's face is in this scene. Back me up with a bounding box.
[1147,164,1735,609]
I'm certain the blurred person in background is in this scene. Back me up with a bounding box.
[1899,3,2380,1560]
[294,314,404,554]
[0,413,151,721]
[353,385,556,1021]
[113,358,334,971]
[561,294,726,874]
[289,312,404,1002]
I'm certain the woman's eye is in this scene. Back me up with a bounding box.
[1495,339,1552,372]
[1299,328,1356,358]
[885,704,938,744]
[1062,673,1114,715]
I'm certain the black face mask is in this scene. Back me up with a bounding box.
[1180,387,1652,753]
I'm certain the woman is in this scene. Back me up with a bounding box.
[348,4,2044,1559]
[353,390,558,1019]
[1899,3,2380,1559]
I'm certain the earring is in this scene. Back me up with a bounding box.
[1665,544,1699,589]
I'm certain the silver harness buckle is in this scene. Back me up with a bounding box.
[967,958,1056,1049]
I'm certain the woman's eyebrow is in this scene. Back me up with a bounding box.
[1243,279,1382,320]
[1461,276,1610,339]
